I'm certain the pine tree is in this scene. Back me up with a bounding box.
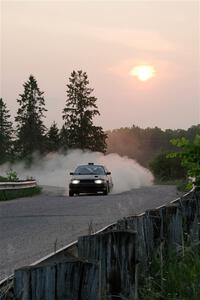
[0,98,13,164]
[46,122,60,152]
[15,75,47,160]
[60,125,69,152]
[62,70,107,152]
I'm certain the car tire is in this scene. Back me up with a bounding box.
[103,184,109,195]
[69,190,74,197]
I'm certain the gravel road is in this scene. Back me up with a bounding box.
[0,185,181,281]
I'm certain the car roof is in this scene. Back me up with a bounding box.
[75,164,105,168]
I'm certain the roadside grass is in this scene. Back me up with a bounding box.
[139,244,200,300]
[0,186,41,201]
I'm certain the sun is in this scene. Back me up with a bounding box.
[130,65,156,81]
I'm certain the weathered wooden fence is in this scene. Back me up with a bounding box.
[2,187,199,300]
[14,258,99,300]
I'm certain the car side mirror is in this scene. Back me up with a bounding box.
[70,172,74,175]
[106,172,111,175]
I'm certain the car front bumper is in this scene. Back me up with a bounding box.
[69,182,107,194]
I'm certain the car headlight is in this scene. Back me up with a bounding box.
[71,179,80,184]
[95,179,104,184]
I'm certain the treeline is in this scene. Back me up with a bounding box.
[107,125,200,167]
[1,70,199,185]
[107,125,200,183]
[0,71,107,165]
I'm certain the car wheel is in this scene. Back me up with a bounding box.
[103,184,109,195]
[69,190,74,197]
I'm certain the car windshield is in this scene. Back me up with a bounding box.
[74,165,105,175]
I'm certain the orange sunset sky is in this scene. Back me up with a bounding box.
[1,0,200,130]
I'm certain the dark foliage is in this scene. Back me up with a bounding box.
[168,135,200,186]
[149,152,187,182]
[15,75,47,162]
[46,122,60,152]
[59,125,69,151]
[62,70,107,153]
[0,98,13,164]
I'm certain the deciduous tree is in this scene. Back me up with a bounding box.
[168,135,200,186]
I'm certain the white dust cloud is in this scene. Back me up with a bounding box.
[0,150,153,194]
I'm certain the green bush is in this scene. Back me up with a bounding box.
[149,152,186,183]
[176,179,193,192]
[0,175,9,182]
[0,169,19,182]
[6,169,19,181]
[168,135,200,186]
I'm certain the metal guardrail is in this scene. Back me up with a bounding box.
[0,180,37,191]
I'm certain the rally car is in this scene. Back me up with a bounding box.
[69,163,113,196]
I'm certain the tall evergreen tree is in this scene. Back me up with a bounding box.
[60,125,69,151]
[46,121,60,152]
[15,75,47,160]
[0,98,13,164]
[62,70,107,152]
